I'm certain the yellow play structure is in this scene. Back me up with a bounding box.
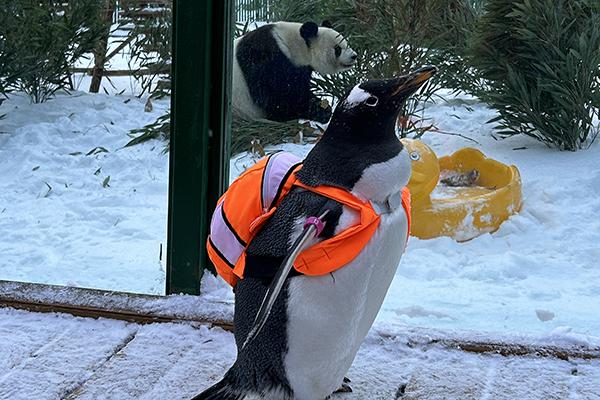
[401,139,522,241]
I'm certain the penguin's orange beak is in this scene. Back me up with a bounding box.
[390,66,438,98]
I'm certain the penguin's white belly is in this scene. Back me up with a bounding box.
[283,206,408,400]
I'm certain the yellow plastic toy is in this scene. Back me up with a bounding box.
[401,138,522,241]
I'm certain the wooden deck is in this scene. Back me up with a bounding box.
[1,281,599,399]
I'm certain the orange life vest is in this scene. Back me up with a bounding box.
[207,152,411,287]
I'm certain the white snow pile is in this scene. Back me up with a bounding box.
[1,88,599,342]
[0,92,170,294]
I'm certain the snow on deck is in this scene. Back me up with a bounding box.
[1,306,599,400]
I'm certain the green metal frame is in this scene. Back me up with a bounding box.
[166,0,233,295]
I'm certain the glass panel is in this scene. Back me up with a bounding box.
[0,1,172,294]
[208,0,600,338]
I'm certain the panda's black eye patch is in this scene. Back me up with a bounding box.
[334,45,342,58]
[365,96,379,107]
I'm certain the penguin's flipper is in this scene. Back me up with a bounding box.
[191,377,245,400]
[242,208,331,350]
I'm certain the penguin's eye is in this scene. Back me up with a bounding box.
[365,96,379,107]
[410,151,420,161]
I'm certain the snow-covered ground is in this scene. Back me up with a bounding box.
[1,87,599,340]
[0,92,170,294]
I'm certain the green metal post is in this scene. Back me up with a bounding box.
[167,0,233,295]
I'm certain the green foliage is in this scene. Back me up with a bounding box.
[231,113,322,155]
[0,9,16,97]
[120,4,174,152]
[125,112,319,156]
[119,2,172,99]
[0,0,106,103]
[468,0,600,150]
[125,113,170,150]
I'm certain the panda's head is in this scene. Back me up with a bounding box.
[274,21,357,76]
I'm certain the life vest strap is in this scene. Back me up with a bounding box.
[207,153,412,287]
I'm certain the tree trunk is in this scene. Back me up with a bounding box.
[89,0,116,93]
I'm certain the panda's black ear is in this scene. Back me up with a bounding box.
[321,20,333,28]
[300,21,319,44]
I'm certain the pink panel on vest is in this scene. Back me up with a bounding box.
[209,202,244,266]
[261,152,302,210]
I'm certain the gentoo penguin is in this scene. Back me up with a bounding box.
[194,66,437,400]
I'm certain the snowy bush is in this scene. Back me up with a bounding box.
[0,5,17,98]
[468,0,600,150]
[0,0,106,103]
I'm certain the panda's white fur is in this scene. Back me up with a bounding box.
[232,22,357,123]
[269,22,356,75]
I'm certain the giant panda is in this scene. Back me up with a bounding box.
[233,21,357,123]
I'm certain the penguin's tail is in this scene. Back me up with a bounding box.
[191,376,245,400]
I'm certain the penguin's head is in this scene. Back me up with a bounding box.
[299,66,438,190]
[326,66,438,142]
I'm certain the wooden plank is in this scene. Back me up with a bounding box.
[569,360,600,400]
[0,308,137,399]
[429,337,600,361]
[487,356,572,400]
[0,280,233,330]
[403,350,494,400]
[402,351,600,400]
[1,279,599,363]
[65,323,235,399]
[340,336,421,399]
[396,329,600,361]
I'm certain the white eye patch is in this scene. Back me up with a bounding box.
[344,86,371,108]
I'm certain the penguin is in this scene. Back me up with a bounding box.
[194,66,437,400]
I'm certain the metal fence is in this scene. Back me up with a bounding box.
[235,0,272,22]
[110,0,270,24]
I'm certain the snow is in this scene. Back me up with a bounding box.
[0,91,170,294]
[0,279,233,324]
[430,185,489,200]
[1,85,599,342]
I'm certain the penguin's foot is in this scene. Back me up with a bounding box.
[334,382,353,393]
[325,377,353,398]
